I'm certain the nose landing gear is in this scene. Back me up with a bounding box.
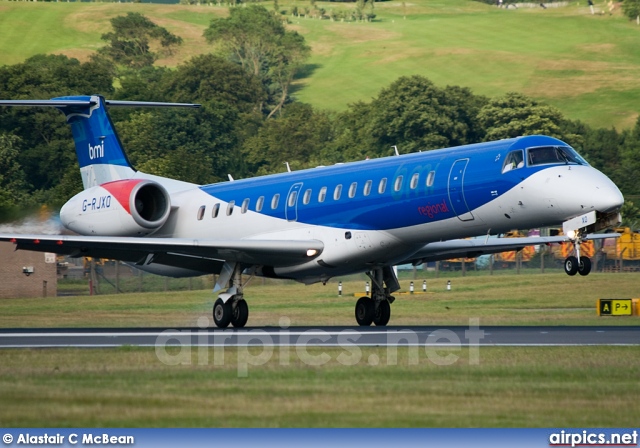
[564,239,591,276]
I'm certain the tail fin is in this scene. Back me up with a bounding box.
[55,95,135,188]
[0,95,200,189]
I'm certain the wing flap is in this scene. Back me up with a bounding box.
[0,234,323,272]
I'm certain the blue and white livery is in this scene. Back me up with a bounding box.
[0,95,624,327]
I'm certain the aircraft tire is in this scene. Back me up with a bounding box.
[564,256,579,276]
[213,298,232,328]
[355,296,374,326]
[231,299,249,328]
[373,300,391,326]
[578,257,592,276]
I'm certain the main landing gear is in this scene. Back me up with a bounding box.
[563,238,592,276]
[355,267,400,326]
[213,263,249,328]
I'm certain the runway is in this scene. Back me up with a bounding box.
[0,326,638,348]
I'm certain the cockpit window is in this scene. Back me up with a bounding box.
[502,150,524,174]
[527,146,587,167]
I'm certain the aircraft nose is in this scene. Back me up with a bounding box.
[588,170,624,213]
[544,166,623,219]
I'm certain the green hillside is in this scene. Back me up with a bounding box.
[0,0,639,129]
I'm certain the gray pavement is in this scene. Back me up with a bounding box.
[0,325,638,348]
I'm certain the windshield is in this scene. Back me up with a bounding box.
[527,146,588,167]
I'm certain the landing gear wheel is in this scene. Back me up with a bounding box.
[373,300,391,326]
[213,298,232,328]
[231,299,249,328]
[578,257,592,276]
[355,296,374,326]
[564,256,579,276]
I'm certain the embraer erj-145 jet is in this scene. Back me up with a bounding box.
[0,96,624,328]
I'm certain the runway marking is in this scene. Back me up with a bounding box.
[0,330,421,338]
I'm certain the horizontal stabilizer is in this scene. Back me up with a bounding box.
[0,99,200,108]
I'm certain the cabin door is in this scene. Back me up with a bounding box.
[285,182,303,222]
[448,159,474,222]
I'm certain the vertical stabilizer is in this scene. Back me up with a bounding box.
[53,95,136,189]
[0,95,200,191]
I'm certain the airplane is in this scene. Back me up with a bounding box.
[0,95,624,328]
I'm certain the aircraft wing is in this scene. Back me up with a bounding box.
[404,233,619,265]
[0,234,323,275]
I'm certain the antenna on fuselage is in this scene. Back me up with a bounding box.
[228,174,234,182]
[284,162,291,173]
[392,145,400,156]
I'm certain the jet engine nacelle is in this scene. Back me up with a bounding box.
[60,179,171,236]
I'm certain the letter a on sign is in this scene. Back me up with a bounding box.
[599,299,612,315]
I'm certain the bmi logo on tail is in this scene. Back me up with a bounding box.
[88,142,104,160]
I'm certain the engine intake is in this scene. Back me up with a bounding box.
[60,179,171,236]
[130,181,171,229]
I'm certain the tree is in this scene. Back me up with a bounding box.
[0,54,115,204]
[366,75,487,154]
[241,103,335,175]
[114,66,171,103]
[161,54,266,113]
[622,0,640,23]
[329,101,381,162]
[0,133,32,220]
[117,106,239,185]
[578,126,623,184]
[621,200,640,229]
[477,92,567,141]
[614,116,640,196]
[115,55,268,183]
[203,6,310,118]
[98,13,183,68]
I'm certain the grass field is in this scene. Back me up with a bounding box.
[0,0,639,129]
[2,270,640,328]
[1,346,639,427]
[1,271,640,426]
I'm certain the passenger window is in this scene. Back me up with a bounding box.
[502,150,525,173]
[378,178,387,194]
[256,196,264,212]
[197,205,206,221]
[318,187,327,203]
[334,184,342,201]
[226,200,235,216]
[212,203,220,218]
[410,173,419,190]
[426,171,435,187]
[271,194,280,210]
[364,180,372,196]
[288,190,298,207]
[349,182,357,198]
[303,189,312,205]
[241,198,249,214]
[394,175,403,192]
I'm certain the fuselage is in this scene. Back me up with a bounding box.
[2,96,626,328]
[137,135,623,283]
